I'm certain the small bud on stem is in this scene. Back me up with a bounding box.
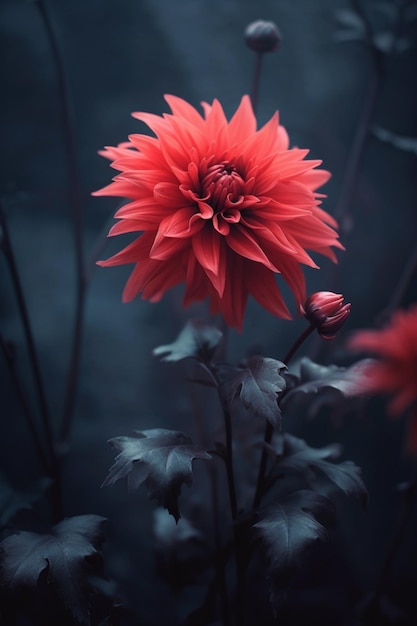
[244,19,282,115]
[303,291,351,340]
[244,20,282,53]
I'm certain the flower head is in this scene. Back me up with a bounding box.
[348,305,417,452]
[303,291,351,339]
[244,20,282,53]
[95,95,343,329]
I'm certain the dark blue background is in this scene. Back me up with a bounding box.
[1,0,417,623]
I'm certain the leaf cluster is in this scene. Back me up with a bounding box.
[103,320,369,620]
[0,515,107,625]
[103,429,211,522]
[251,431,367,612]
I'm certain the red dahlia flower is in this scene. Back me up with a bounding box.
[95,95,343,329]
[349,306,417,452]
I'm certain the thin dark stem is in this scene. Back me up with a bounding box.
[35,0,86,445]
[334,73,381,234]
[250,52,263,115]
[0,335,50,474]
[210,466,231,626]
[309,0,409,363]
[376,483,416,596]
[187,361,231,624]
[0,206,55,465]
[336,0,409,232]
[337,0,385,231]
[210,365,243,625]
[377,240,417,324]
[253,421,273,510]
[221,398,238,522]
[220,397,246,626]
[84,217,113,283]
[283,323,314,365]
[363,479,416,622]
[253,323,315,510]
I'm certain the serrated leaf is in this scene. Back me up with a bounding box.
[373,125,417,155]
[223,357,287,428]
[277,434,368,507]
[153,320,223,363]
[0,514,106,625]
[103,429,212,521]
[281,357,372,415]
[0,475,52,529]
[254,490,331,612]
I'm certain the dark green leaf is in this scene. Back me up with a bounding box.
[277,434,368,507]
[0,514,106,625]
[153,320,223,363]
[254,490,331,612]
[281,357,371,416]
[103,429,211,521]
[224,357,287,428]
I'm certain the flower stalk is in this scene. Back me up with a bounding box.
[245,19,281,116]
[253,322,316,510]
[0,334,50,475]
[35,0,86,447]
[0,205,54,467]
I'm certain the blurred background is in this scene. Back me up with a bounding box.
[1,0,417,624]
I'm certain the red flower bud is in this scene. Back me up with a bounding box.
[303,291,351,340]
[244,20,282,53]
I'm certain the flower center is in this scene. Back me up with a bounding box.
[201,161,245,213]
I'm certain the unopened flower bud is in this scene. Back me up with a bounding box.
[303,291,351,340]
[244,20,282,53]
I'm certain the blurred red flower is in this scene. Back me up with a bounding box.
[349,305,417,452]
[95,95,342,329]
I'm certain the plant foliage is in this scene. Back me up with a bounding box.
[0,514,106,625]
[153,320,223,364]
[103,429,212,521]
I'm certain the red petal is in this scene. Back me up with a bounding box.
[226,227,278,271]
[245,262,292,320]
[97,232,154,267]
[192,227,226,296]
